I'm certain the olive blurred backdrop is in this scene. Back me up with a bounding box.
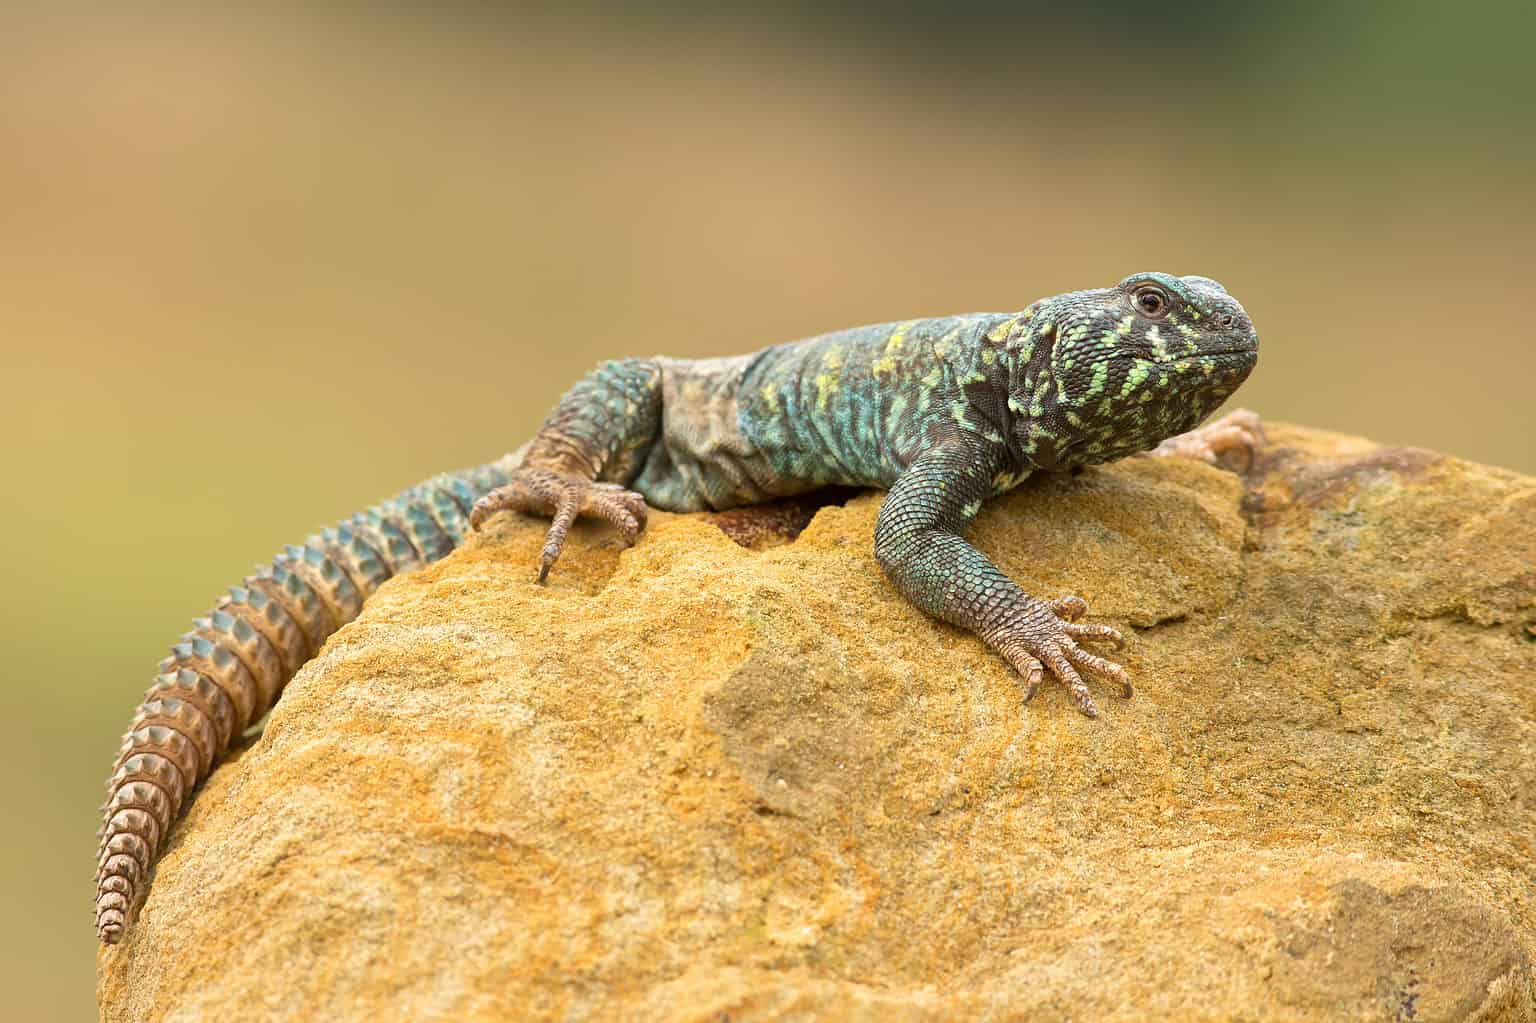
[2,3,1531,1018]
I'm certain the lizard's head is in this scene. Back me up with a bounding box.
[1010,272,1258,468]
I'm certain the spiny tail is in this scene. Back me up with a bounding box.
[94,459,516,944]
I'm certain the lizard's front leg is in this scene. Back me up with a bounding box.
[874,443,1130,717]
[470,358,662,581]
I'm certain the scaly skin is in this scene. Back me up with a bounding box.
[98,271,1257,945]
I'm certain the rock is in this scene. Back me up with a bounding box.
[97,424,1536,1022]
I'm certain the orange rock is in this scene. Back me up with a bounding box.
[98,424,1536,1021]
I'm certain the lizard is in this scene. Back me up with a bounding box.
[95,271,1260,945]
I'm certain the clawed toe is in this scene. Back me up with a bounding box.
[1062,620,1125,650]
[469,487,516,530]
[582,487,647,547]
[1062,644,1132,698]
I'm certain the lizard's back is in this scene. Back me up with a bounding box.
[633,312,1016,512]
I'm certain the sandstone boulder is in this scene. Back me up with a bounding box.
[98,424,1536,1022]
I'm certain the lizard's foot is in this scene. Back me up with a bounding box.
[982,594,1129,718]
[1151,408,1264,467]
[469,468,648,583]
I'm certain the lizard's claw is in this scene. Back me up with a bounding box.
[1151,408,1264,467]
[469,468,648,583]
[983,596,1129,718]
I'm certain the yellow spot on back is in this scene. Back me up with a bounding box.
[873,324,914,375]
[934,326,963,359]
[814,373,840,410]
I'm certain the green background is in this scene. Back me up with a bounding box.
[2,4,1531,1019]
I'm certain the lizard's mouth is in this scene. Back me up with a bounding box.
[1168,346,1257,364]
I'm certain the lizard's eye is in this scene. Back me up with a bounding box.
[1133,286,1169,319]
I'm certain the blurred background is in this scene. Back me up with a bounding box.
[2,3,1531,1018]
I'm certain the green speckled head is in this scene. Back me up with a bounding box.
[1006,272,1258,468]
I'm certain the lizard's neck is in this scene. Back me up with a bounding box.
[998,312,1078,471]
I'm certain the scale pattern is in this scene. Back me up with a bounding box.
[94,463,514,944]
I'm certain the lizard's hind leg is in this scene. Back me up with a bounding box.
[471,471,648,582]
[471,357,663,581]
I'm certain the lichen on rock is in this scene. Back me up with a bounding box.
[98,424,1536,1022]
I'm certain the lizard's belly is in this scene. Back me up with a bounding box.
[630,354,808,512]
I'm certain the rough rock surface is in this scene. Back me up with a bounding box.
[98,424,1536,1022]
